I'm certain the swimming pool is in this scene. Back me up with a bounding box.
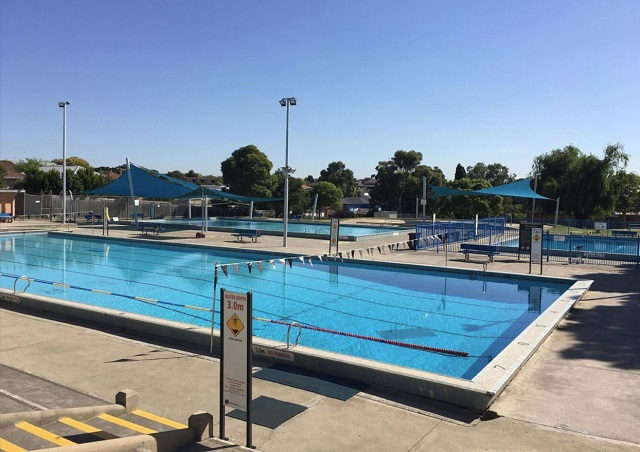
[1,232,574,381]
[141,218,408,241]
[499,234,640,256]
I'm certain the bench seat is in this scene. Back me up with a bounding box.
[139,224,164,235]
[232,229,261,243]
[459,244,499,262]
[612,230,637,237]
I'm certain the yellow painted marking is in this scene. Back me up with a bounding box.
[133,409,187,429]
[185,305,210,312]
[58,417,117,440]
[0,438,27,452]
[53,283,70,288]
[134,296,158,303]
[91,289,112,295]
[15,421,75,446]
[98,414,156,434]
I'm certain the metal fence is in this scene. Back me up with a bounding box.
[415,219,640,268]
[415,217,506,250]
[18,194,190,222]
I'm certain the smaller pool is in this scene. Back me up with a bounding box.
[142,218,409,241]
[499,234,639,256]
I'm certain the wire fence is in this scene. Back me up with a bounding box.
[414,217,640,268]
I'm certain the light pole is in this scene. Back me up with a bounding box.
[279,97,296,247]
[58,101,70,224]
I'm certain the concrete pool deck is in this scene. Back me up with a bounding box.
[1,220,639,451]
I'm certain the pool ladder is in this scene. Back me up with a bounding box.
[13,275,31,293]
[286,322,302,349]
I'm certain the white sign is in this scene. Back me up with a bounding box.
[253,345,295,361]
[330,218,339,245]
[531,227,543,264]
[594,222,607,230]
[222,290,249,411]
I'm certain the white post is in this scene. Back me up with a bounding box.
[58,101,70,224]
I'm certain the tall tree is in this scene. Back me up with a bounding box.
[220,145,276,197]
[466,162,516,187]
[318,161,357,197]
[454,163,466,180]
[271,174,311,217]
[312,181,343,212]
[533,143,629,218]
[53,156,90,169]
[370,150,423,213]
[613,171,640,221]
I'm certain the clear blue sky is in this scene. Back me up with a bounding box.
[1,0,638,181]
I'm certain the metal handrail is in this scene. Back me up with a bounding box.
[13,275,31,294]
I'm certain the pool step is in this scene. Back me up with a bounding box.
[0,390,216,451]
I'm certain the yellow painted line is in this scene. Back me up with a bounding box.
[98,414,156,434]
[15,421,75,446]
[52,283,70,288]
[185,305,210,312]
[58,417,117,440]
[91,289,112,295]
[0,438,27,452]
[134,296,158,303]
[133,409,187,429]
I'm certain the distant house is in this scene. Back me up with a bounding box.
[356,178,376,198]
[342,196,371,215]
[38,163,83,175]
[0,160,23,188]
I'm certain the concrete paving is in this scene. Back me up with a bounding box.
[1,220,639,451]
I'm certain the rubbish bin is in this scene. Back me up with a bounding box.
[408,232,416,250]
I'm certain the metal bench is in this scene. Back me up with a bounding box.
[84,213,103,222]
[139,224,164,235]
[459,244,499,262]
[231,229,261,243]
[0,213,13,223]
[612,230,637,237]
[130,213,146,220]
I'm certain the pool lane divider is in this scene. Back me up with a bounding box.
[2,272,468,357]
[253,316,469,357]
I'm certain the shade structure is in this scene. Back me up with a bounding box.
[177,186,283,203]
[430,178,552,200]
[85,163,198,199]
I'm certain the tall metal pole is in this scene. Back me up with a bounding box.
[59,101,70,224]
[531,174,539,224]
[283,101,290,247]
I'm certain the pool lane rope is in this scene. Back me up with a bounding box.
[253,316,469,357]
[3,272,468,358]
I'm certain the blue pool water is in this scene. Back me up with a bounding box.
[0,233,571,379]
[145,218,406,239]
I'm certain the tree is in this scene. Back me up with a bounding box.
[167,170,185,179]
[271,174,311,217]
[533,143,629,218]
[454,164,466,180]
[0,164,7,188]
[466,162,516,187]
[318,161,357,197]
[312,181,343,212]
[220,145,276,197]
[437,178,500,219]
[370,150,423,213]
[613,171,640,221]
[53,156,90,169]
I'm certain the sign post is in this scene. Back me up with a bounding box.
[529,225,543,275]
[329,217,339,255]
[219,289,253,448]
